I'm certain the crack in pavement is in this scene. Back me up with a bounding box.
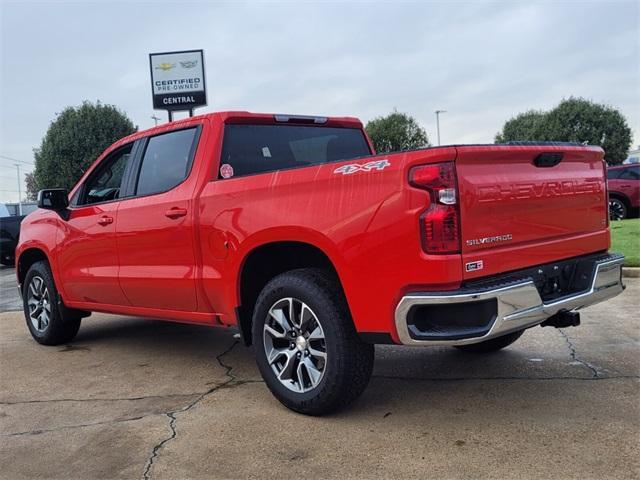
[4,330,635,469]
[558,328,602,378]
[2,415,150,437]
[4,373,637,438]
[0,382,265,438]
[0,393,201,406]
[141,340,239,480]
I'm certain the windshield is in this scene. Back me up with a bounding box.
[0,203,10,218]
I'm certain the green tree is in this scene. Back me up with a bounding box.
[494,110,546,144]
[495,97,632,164]
[365,110,429,153]
[31,101,136,195]
[24,172,37,201]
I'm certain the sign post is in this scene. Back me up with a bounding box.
[149,49,207,121]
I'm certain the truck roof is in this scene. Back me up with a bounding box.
[114,111,364,151]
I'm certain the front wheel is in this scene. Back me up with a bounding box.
[23,260,81,345]
[252,268,374,415]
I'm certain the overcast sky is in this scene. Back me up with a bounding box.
[1,0,639,203]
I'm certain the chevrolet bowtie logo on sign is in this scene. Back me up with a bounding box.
[155,63,176,71]
[149,49,207,112]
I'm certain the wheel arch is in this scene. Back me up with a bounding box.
[17,247,51,288]
[236,240,347,346]
[608,191,631,208]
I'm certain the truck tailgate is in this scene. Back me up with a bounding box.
[456,145,609,279]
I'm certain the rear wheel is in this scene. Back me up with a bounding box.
[454,329,524,353]
[252,268,374,415]
[23,260,81,345]
[609,197,628,221]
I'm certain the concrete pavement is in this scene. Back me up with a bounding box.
[1,280,638,479]
[0,266,21,313]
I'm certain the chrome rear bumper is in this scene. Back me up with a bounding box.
[394,253,625,346]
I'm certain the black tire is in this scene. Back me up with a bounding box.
[609,197,628,221]
[252,268,374,415]
[23,260,81,345]
[454,329,524,353]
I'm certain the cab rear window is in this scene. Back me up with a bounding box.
[219,124,371,178]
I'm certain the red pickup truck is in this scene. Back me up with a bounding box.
[16,112,625,414]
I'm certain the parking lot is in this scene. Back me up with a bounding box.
[0,266,21,313]
[0,268,638,479]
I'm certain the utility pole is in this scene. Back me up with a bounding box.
[15,163,22,215]
[151,115,161,126]
[435,110,446,146]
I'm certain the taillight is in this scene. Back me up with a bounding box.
[409,162,461,254]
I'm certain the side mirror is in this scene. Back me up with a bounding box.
[37,189,69,211]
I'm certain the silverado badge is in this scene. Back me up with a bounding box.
[466,234,513,247]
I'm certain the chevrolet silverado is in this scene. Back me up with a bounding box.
[16,112,625,414]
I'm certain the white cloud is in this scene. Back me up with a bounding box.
[1,0,638,201]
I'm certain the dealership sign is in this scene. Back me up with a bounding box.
[149,49,207,111]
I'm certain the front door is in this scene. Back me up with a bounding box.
[57,143,134,305]
[116,126,200,312]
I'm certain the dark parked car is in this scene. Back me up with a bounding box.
[0,203,24,266]
[607,165,640,220]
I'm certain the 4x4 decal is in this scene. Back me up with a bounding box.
[334,159,391,175]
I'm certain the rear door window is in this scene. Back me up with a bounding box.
[219,124,371,178]
[136,128,198,196]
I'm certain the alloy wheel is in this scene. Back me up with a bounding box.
[27,276,51,333]
[609,199,626,221]
[263,297,327,393]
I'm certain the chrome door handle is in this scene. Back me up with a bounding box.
[97,216,113,226]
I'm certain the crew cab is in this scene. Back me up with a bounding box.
[16,112,625,414]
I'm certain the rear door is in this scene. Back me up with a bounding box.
[57,142,136,305]
[115,126,201,311]
[455,145,609,279]
[612,166,640,207]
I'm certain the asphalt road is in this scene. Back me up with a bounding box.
[0,275,638,479]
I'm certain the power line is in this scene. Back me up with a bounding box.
[0,164,32,171]
[0,155,34,166]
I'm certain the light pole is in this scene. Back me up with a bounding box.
[15,164,22,215]
[151,115,161,126]
[435,110,446,146]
